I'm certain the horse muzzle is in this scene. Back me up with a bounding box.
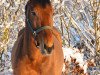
[40,44,54,55]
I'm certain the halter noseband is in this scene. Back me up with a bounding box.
[27,18,52,37]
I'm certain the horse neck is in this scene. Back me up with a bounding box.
[23,25,42,61]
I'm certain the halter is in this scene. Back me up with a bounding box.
[26,5,52,38]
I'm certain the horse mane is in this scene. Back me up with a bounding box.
[30,0,51,7]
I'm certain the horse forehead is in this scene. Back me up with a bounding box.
[33,4,53,14]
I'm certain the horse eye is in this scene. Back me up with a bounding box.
[31,11,36,16]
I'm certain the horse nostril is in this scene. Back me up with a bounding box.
[44,44,54,54]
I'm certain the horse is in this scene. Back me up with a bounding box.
[11,0,64,75]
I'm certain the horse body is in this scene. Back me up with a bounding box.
[12,27,63,75]
[11,0,64,75]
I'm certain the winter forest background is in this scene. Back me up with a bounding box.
[0,0,100,75]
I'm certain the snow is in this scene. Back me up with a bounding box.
[0,72,12,75]
[62,47,88,73]
[0,68,13,75]
[53,0,60,3]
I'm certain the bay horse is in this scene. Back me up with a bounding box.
[11,0,64,75]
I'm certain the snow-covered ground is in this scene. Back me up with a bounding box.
[62,47,87,73]
[0,72,12,75]
[62,47,100,75]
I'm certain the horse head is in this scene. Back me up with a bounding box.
[25,0,54,55]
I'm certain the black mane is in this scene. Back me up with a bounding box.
[31,0,51,7]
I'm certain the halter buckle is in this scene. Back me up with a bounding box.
[33,31,37,37]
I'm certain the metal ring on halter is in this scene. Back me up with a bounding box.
[33,31,37,37]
